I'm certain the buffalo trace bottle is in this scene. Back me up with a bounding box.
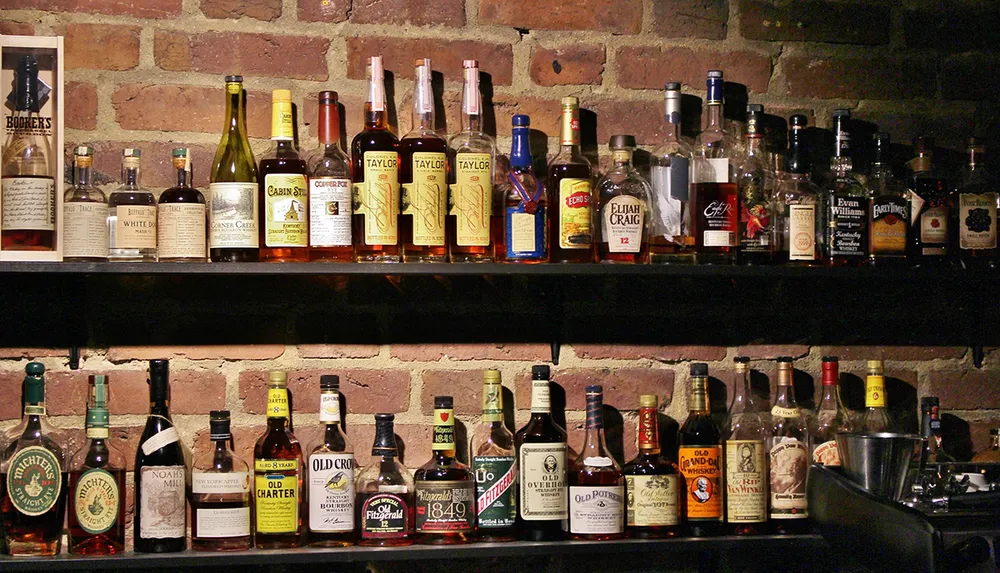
[678,363,722,536]
[769,357,810,534]
[867,133,909,266]
[307,375,355,546]
[157,148,207,262]
[812,357,851,466]
[514,365,568,541]
[649,82,695,263]
[548,97,594,262]
[736,104,774,264]
[352,56,401,262]
[400,58,448,262]
[356,414,415,546]
[307,91,353,262]
[825,109,869,267]
[724,357,767,535]
[190,410,251,551]
[415,396,475,544]
[596,135,651,263]
[624,394,681,538]
[471,370,516,541]
[498,114,547,263]
[108,148,157,261]
[258,89,309,262]
[62,146,108,261]
[569,386,625,540]
[691,70,738,264]
[253,371,303,548]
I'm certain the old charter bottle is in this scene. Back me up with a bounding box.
[191,410,252,551]
[498,115,547,263]
[568,385,625,540]
[308,91,353,261]
[415,396,475,544]
[691,70,738,264]
[812,356,851,466]
[253,371,304,548]
[769,357,810,534]
[724,357,767,535]
[471,370,516,541]
[157,148,207,262]
[63,146,108,261]
[108,149,157,261]
[548,97,594,263]
[649,82,695,263]
[624,394,681,538]
[258,89,309,262]
[356,414,415,546]
[307,375,355,546]
[678,363,722,535]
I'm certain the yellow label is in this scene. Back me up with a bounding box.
[227,82,242,95]
[356,151,399,245]
[402,152,446,246]
[450,152,492,246]
[558,178,593,249]
[267,387,290,419]
[678,446,721,520]
[264,173,308,247]
[271,100,294,140]
[865,375,886,408]
[626,474,679,527]
[254,473,298,533]
[255,458,299,472]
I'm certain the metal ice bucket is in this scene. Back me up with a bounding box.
[835,432,921,500]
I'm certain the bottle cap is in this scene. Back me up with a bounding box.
[833,108,851,119]
[867,359,884,369]
[512,114,530,127]
[414,57,429,68]
[211,409,230,421]
[149,359,168,375]
[463,59,478,69]
[75,146,93,157]
[532,365,550,378]
[609,134,636,149]
[318,90,338,104]
[776,356,794,363]
[320,375,340,390]
[483,369,502,383]
[123,148,141,158]
[26,361,45,376]
[790,114,808,128]
[990,428,998,436]
[24,362,45,404]
[914,136,935,155]
[272,89,292,102]
[269,371,287,386]
[707,69,724,79]
[561,96,579,109]
[225,75,243,83]
[639,394,658,408]
[920,396,939,411]
[664,81,681,91]
[172,148,189,158]
[434,395,453,409]
[690,363,708,376]
[734,356,750,364]
[822,356,839,364]
[585,385,603,394]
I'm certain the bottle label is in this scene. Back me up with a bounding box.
[518,443,567,520]
[415,479,475,532]
[157,203,206,259]
[650,161,689,241]
[828,194,868,257]
[63,202,109,258]
[5,445,61,517]
[473,455,516,529]
[771,405,801,419]
[208,182,259,249]
[254,459,300,534]
[701,194,737,247]
[355,151,399,246]
[140,426,180,455]
[959,192,998,249]
[813,440,841,466]
[309,177,352,247]
[319,392,341,423]
[193,470,250,494]
[602,195,643,253]
[769,439,808,519]
[637,407,658,450]
[450,152,492,247]
[920,204,948,245]
[870,198,908,255]
[506,205,546,259]
[139,465,186,539]
[402,152,447,246]
[74,468,120,534]
[865,375,886,408]
[308,453,355,533]
[1,176,55,231]
[432,407,456,450]
[740,192,771,253]
[360,492,409,538]
[530,379,551,413]
[678,445,721,519]
[705,158,730,183]
[87,427,109,439]
[263,173,308,247]
[626,474,679,527]
[724,440,766,523]
[195,506,250,538]
[114,205,157,249]
[558,178,593,249]
[569,485,624,534]
[267,387,290,419]
[788,204,816,260]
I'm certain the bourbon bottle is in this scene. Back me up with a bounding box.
[356,414,415,546]
[252,372,304,548]
[568,385,625,540]
[414,396,475,544]
[547,97,594,263]
[258,89,309,262]
[724,357,767,535]
[678,363,722,536]
[624,394,681,538]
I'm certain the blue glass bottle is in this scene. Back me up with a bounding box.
[499,115,547,262]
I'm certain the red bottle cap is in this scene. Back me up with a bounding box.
[821,356,839,386]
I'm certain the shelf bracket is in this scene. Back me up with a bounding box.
[551,340,560,366]
[973,345,984,369]
[69,346,80,370]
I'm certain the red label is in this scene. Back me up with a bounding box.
[638,407,657,449]
[565,192,590,208]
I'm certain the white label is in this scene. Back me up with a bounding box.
[789,204,816,260]
[309,177,352,247]
[510,211,537,253]
[530,379,551,413]
[308,453,355,532]
[650,163,687,238]
[208,182,259,248]
[319,393,341,423]
[569,485,624,534]
[603,195,643,253]
[141,427,180,456]
[195,507,250,538]
[192,471,250,494]
[113,205,157,249]
[519,443,567,520]
[63,202,109,258]
[140,465,186,539]
[704,230,735,247]
[1,176,55,231]
[157,203,206,259]
[706,158,729,183]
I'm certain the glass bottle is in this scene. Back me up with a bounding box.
[649,82,695,263]
[1,55,55,251]
[307,375,356,546]
[596,134,651,263]
[0,362,67,556]
[308,91,353,261]
[775,115,822,265]
[62,145,109,261]
[952,137,998,266]
[548,97,594,263]
[356,413,415,546]
[825,109,869,266]
[68,375,126,554]
[470,369,516,541]
[907,136,950,263]
[867,133,909,265]
[258,89,308,262]
[107,148,157,261]
[678,363,722,536]
[692,70,738,264]
[736,104,774,264]
[568,385,625,540]
[191,410,251,551]
[448,59,497,262]
[724,357,767,535]
[498,114,547,263]
[919,397,955,465]
[133,359,186,553]
[624,394,681,538]
[157,148,207,262]
[514,365,568,541]
[812,356,852,466]
[352,56,401,262]
[209,75,259,262]
[414,396,475,544]
[253,371,304,548]
[859,360,892,433]
[399,58,448,262]
[768,357,810,533]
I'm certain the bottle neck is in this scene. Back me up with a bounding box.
[413,67,435,131]
[730,369,751,415]
[365,103,389,130]
[787,132,809,175]
[688,377,710,414]
[175,165,190,188]
[664,117,681,144]
[432,406,457,459]
[75,163,91,187]
[461,67,481,133]
[819,384,838,410]
[612,149,633,169]
[745,135,763,156]
[559,107,581,149]
[371,421,397,458]
[530,378,552,416]
[122,166,140,187]
[510,127,532,169]
[149,400,170,418]
[704,103,724,132]
[774,382,797,407]
[637,405,660,454]
[318,102,340,146]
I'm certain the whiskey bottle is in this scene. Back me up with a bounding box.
[253,371,304,548]
[678,363,722,535]
[724,357,767,535]
[356,413,415,546]
[191,410,251,551]
[568,385,625,540]
[825,109,869,266]
[134,359,187,552]
[448,59,497,262]
[624,394,681,538]
[1,55,55,251]
[907,137,950,263]
[209,75,259,262]
[308,91,353,261]
[259,89,309,262]
[859,360,892,433]
[514,365,568,541]
[352,56,401,262]
[775,115,822,265]
[157,148,207,262]
[920,397,954,464]
[471,370,516,541]
[415,396,475,544]
[498,114,547,263]
[649,82,695,264]
[68,375,126,554]
[769,357,810,533]
[691,70,738,264]
[952,137,998,266]
[812,356,851,466]
[596,135,651,263]
[400,58,448,262]
[63,146,108,261]
[736,104,775,265]
[1,362,67,556]
[108,149,157,261]
[548,97,594,263]
[867,133,909,265]
[307,375,356,546]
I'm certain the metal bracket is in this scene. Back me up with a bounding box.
[69,346,80,370]
[550,340,560,366]
[973,345,984,369]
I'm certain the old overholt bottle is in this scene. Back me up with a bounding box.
[415,396,475,544]
[678,363,722,536]
[253,371,304,548]
[356,414,415,546]
[624,394,681,538]
[724,357,767,535]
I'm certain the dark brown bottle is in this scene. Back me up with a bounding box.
[356,414,415,546]
[678,363,722,536]
[157,148,207,262]
[414,396,474,544]
[258,89,309,262]
[624,394,681,538]
[547,97,594,263]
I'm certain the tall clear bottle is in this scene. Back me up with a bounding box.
[623,394,681,538]
[724,357,767,535]
[825,109,869,266]
[768,357,810,534]
[498,115,547,263]
[812,356,852,466]
[414,396,475,544]
[568,385,625,540]
[190,410,251,551]
[867,133,909,265]
[692,70,738,264]
[258,89,309,262]
[678,363,722,535]
[649,82,694,263]
[736,104,774,264]
[253,371,304,548]
[471,370,516,541]
[547,97,594,263]
[596,135,651,263]
[63,146,109,261]
[307,375,355,546]
[108,149,157,261]
[308,91,353,261]
[158,148,207,262]
[859,360,892,433]
[209,75,259,262]
[356,414,415,546]
[775,115,822,265]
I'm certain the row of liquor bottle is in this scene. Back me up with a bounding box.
[6,55,994,265]
[4,355,952,556]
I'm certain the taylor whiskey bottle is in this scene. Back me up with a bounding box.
[191,410,252,551]
[356,414,415,546]
[723,357,767,535]
[253,371,304,548]
[691,70,738,264]
[471,370,516,541]
[307,375,356,546]
[259,89,309,262]
[308,91,354,261]
[415,396,475,544]
[678,363,722,536]
[624,394,681,538]
[548,97,594,262]
[568,385,625,540]
[768,357,810,534]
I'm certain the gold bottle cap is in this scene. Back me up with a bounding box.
[268,371,287,386]
[272,89,292,102]
[483,369,501,383]
[639,394,658,408]
[561,96,579,109]
[867,359,884,370]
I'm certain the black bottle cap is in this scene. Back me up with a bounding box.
[225,75,243,83]
[776,356,794,363]
[746,103,764,114]
[585,385,603,394]
[320,375,340,390]
[434,395,453,409]
[209,410,231,440]
[790,114,808,128]
[690,363,708,376]
[372,413,398,457]
[148,359,169,401]
[532,365,550,379]
[833,108,851,119]
[609,134,636,149]
[822,356,839,363]
[734,356,750,364]
[921,397,940,411]
[210,410,230,421]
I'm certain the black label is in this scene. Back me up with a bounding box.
[360,493,408,539]
[829,194,868,257]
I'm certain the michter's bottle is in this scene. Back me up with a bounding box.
[569,386,625,540]
[258,89,309,262]
[307,375,355,546]
[63,146,109,261]
[678,363,722,535]
[624,394,681,538]
[724,357,767,535]
[415,396,475,544]
[867,133,909,265]
[548,97,594,263]
[825,109,869,266]
[356,414,415,546]
[253,371,304,548]
[471,370,516,541]
[769,357,810,533]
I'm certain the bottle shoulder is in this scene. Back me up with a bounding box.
[448,130,496,154]
[108,189,156,207]
[65,187,108,203]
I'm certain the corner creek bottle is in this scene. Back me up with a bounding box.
[624,394,681,538]
[134,359,187,553]
[415,396,475,544]
[308,91,353,261]
[191,410,251,551]
[258,89,309,262]
[471,370,516,541]
[307,375,356,546]
[812,356,851,466]
[678,363,722,536]
[569,385,625,540]
[157,148,207,262]
[253,371,303,548]
[724,357,767,535]
[769,357,810,534]
[356,413,415,546]
[548,97,594,263]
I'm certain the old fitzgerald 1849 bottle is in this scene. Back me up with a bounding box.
[678,363,722,536]
[724,357,767,535]
[471,370,516,541]
[624,395,681,538]
[258,89,309,262]
[253,371,303,548]
[769,357,810,534]
[548,97,594,263]
[515,365,567,540]
[356,414,415,546]
[415,396,475,544]
[568,386,625,540]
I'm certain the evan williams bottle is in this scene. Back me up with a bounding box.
[548,97,594,262]
[624,395,681,538]
[259,89,309,262]
[678,363,722,536]
[724,357,767,535]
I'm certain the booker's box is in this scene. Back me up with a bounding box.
[1,35,64,261]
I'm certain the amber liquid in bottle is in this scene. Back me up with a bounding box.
[624,395,682,538]
[568,386,625,541]
[471,370,517,541]
[356,414,415,547]
[548,97,594,263]
[678,363,723,536]
[258,90,309,262]
[308,92,354,262]
[414,396,475,544]
[253,372,304,548]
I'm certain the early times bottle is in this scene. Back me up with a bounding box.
[471,370,517,541]
[414,396,475,544]
[307,375,355,546]
[867,133,909,265]
[253,371,304,548]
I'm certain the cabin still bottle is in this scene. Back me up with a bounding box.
[548,97,594,263]
[258,89,309,262]
[471,370,517,541]
[308,91,353,262]
[596,135,651,263]
[253,371,304,548]
[356,414,415,546]
[724,357,767,535]
[498,115,547,263]
[63,146,108,261]
[649,82,694,263]
[307,375,355,546]
[190,410,252,551]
